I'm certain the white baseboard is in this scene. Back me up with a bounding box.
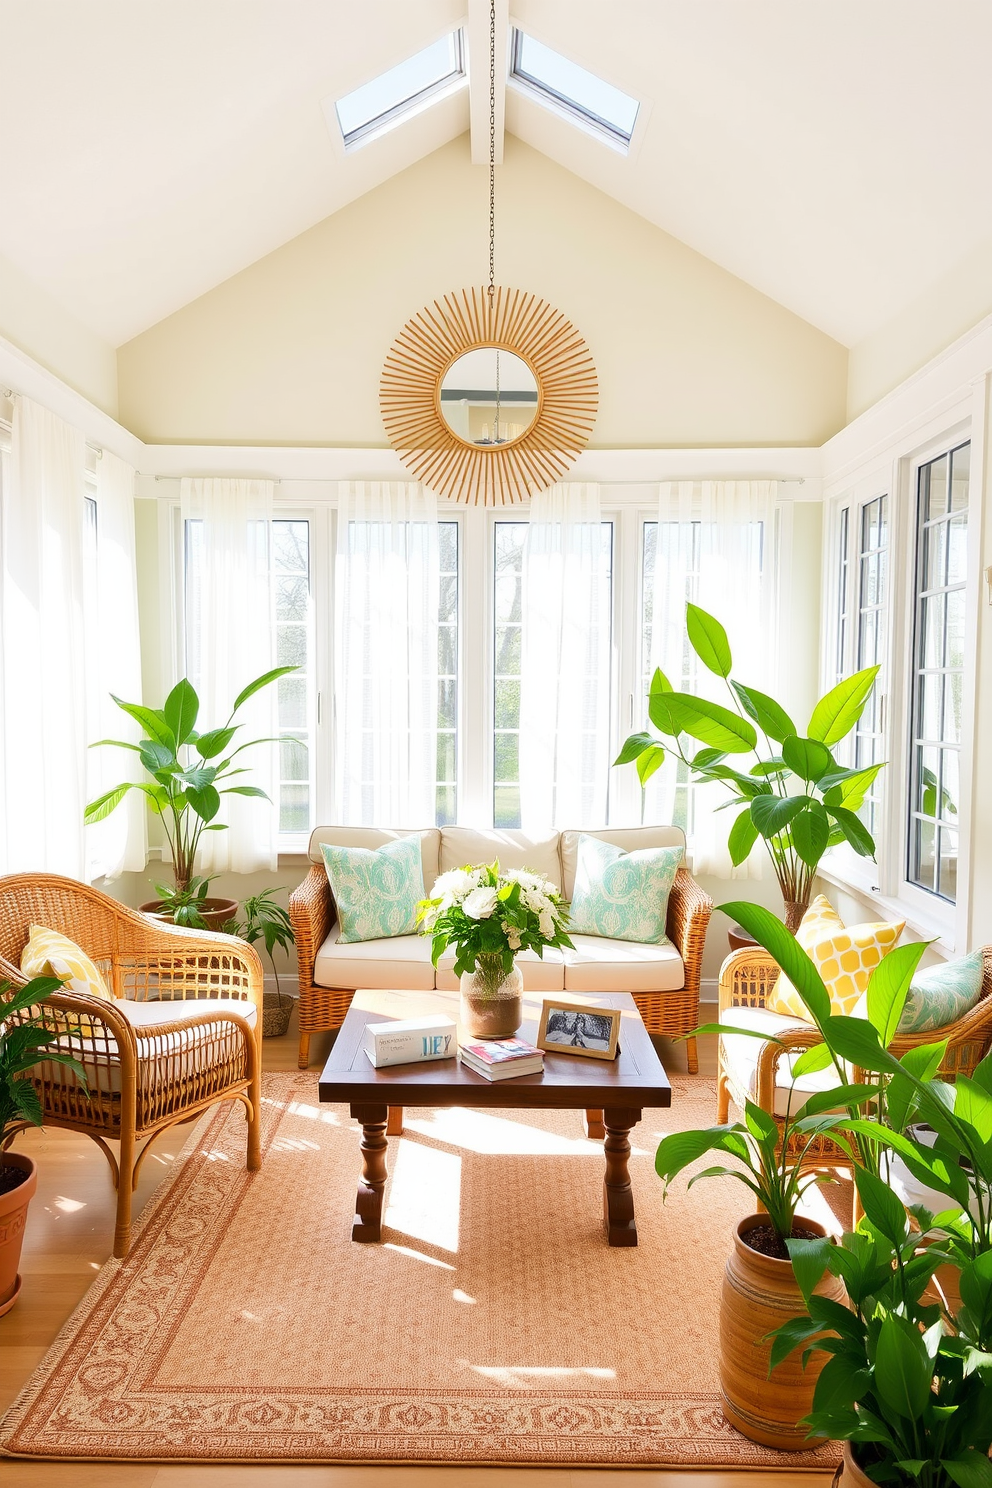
[263,973,299,996]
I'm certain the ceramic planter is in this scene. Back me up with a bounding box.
[140,897,239,932]
[0,1151,37,1317]
[831,1443,874,1486]
[720,1213,846,1450]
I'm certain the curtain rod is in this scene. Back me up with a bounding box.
[150,474,809,485]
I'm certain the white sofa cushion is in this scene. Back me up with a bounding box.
[313,925,435,990]
[563,934,684,993]
[308,826,440,896]
[719,1004,841,1118]
[434,945,566,993]
[437,827,561,892]
[559,826,686,900]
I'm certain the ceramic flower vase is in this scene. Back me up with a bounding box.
[459,955,523,1039]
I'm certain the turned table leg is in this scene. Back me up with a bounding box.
[603,1107,641,1247]
[351,1103,389,1243]
[386,1106,404,1136]
[584,1108,605,1140]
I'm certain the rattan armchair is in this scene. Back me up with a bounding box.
[716,944,992,1175]
[0,873,264,1258]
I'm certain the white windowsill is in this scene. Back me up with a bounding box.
[816,857,955,958]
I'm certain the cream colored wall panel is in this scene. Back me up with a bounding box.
[117,136,847,449]
[0,251,118,417]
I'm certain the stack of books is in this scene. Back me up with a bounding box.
[458,1037,545,1080]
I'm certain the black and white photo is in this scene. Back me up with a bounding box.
[536,1000,621,1061]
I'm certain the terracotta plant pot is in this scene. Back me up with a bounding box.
[832,1443,875,1487]
[720,1213,846,1450]
[140,897,239,932]
[0,1151,37,1317]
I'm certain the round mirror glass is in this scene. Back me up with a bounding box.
[438,347,539,446]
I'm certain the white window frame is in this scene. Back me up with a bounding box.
[820,405,980,952]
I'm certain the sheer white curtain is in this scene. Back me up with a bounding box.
[181,478,277,874]
[646,480,777,876]
[0,397,87,875]
[334,481,439,826]
[519,483,612,835]
[85,450,146,882]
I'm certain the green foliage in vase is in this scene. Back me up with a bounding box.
[417,861,572,980]
[85,668,297,895]
[615,603,885,917]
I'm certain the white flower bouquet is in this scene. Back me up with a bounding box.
[417,860,573,983]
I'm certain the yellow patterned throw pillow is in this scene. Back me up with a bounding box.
[20,924,114,1002]
[765,894,904,1020]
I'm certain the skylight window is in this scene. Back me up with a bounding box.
[334,31,466,150]
[509,30,639,151]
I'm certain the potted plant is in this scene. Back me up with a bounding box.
[417,862,572,1038]
[85,668,296,929]
[723,898,992,1484]
[655,1078,869,1447]
[224,889,296,1037]
[615,604,885,929]
[0,976,88,1316]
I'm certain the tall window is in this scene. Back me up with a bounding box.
[855,496,887,833]
[908,443,968,900]
[493,522,526,827]
[185,517,315,838]
[436,521,459,825]
[641,520,698,830]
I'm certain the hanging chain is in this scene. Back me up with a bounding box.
[488,0,500,441]
[488,0,496,305]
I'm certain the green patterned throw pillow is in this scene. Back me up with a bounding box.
[899,949,984,1034]
[320,836,425,944]
[568,835,683,945]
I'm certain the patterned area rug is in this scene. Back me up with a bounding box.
[1,1070,842,1467]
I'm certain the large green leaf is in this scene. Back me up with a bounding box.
[718,900,832,1025]
[184,784,220,822]
[655,1127,747,1183]
[195,725,238,761]
[750,794,805,838]
[827,804,876,857]
[666,696,756,752]
[955,1075,992,1144]
[110,695,175,750]
[942,1453,992,1488]
[232,665,297,715]
[791,803,830,868]
[163,678,199,747]
[648,686,682,736]
[820,1015,903,1077]
[855,1168,910,1246]
[731,683,796,743]
[728,807,759,865]
[686,603,732,678]
[808,667,880,746]
[180,765,217,792]
[614,731,656,766]
[873,1312,933,1420]
[222,785,271,800]
[865,940,930,1047]
[822,762,886,810]
[782,735,834,784]
[138,740,177,775]
[83,783,132,824]
[636,744,666,787]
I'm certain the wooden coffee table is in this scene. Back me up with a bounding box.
[317,988,672,1248]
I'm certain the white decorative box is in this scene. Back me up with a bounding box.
[363,1015,457,1069]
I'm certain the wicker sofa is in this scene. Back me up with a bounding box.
[289,824,713,1071]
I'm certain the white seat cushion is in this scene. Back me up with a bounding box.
[562,934,684,993]
[434,945,566,992]
[313,924,435,990]
[719,1004,842,1118]
[49,997,256,1098]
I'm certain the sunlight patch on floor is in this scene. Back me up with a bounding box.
[383,1242,455,1270]
[384,1139,461,1252]
[471,1364,617,1387]
[281,1100,341,1126]
[403,1107,603,1156]
[452,1288,477,1304]
[52,1195,86,1213]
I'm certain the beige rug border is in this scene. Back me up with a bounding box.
[0,1083,840,1471]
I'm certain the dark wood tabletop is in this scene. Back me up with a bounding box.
[317,987,672,1108]
[318,988,671,1249]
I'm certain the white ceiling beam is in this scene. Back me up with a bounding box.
[468,0,508,165]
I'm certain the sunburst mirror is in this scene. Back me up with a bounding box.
[380,286,598,505]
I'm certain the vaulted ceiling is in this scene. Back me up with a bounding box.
[1,0,990,349]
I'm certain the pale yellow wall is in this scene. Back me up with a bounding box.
[0,250,118,416]
[848,238,992,420]
[117,135,847,449]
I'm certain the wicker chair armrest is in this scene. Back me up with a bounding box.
[115,925,264,1030]
[667,867,713,997]
[718,947,781,1014]
[753,1025,827,1114]
[289,865,334,988]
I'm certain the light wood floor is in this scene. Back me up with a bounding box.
[1,1017,830,1487]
